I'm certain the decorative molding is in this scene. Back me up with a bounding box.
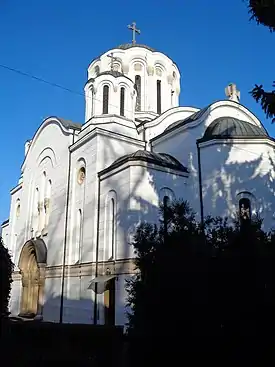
[71,127,145,152]
[147,65,154,76]
[12,258,136,281]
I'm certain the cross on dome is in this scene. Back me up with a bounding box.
[225,83,240,103]
[127,22,141,45]
[107,52,119,71]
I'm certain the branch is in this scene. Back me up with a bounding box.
[250,83,275,122]
[248,0,275,31]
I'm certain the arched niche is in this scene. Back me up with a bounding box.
[18,239,47,318]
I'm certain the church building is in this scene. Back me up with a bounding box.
[2,23,275,326]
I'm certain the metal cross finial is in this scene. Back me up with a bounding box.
[107,53,119,71]
[128,22,141,45]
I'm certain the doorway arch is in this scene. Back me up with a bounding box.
[18,239,47,318]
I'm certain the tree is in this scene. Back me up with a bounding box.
[126,200,275,364]
[248,1,275,122]
[0,236,13,317]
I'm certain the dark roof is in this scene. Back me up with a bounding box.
[151,100,269,143]
[99,149,188,175]
[164,106,209,133]
[1,219,9,227]
[96,70,133,82]
[116,43,156,52]
[202,117,268,140]
[58,118,82,130]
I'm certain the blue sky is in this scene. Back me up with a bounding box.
[0,0,274,222]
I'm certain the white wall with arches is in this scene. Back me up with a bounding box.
[86,45,180,119]
[84,73,135,121]
[11,117,77,268]
[199,141,275,230]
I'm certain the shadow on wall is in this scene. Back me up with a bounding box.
[42,274,127,326]
[200,142,275,230]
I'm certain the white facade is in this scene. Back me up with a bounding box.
[2,42,275,326]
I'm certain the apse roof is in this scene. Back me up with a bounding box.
[164,106,209,133]
[202,117,268,140]
[99,149,188,175]
[58,118,82,130]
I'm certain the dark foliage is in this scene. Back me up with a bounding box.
[248,0,275,121]
[1,320,124,366]
[248,0,275,32]
[126,200,275,365]
[0,236,13,317]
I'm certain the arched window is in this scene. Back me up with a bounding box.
[110,198,115,260]
[105,192,116,261]
[76,209,83,262]
[102,85,109,114]
[157,80,161,114]
[16,199,21,218]
[33,188,39,234]
[239,198,251,227]
[120,87,125,116]
[134,75,141,111]
[44,179,52,229]
[94,65,100,76]
[163,195,169,237]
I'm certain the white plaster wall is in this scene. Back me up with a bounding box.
[97,134,144,172]
[68,131,144,265]
[68,136,98,265]
[1,224,10,250]
[9,279,21,316]
[143,107,199,141]
[150,101,268,218]
[6,187,23,266]
[99,167,131,262]
[200,141,275,230]
[129,165,188,227]
[80,115,140,140]
[43,277,62,322]
[99,163,188,263]
[14,119,75,268]
[152,129,201,216]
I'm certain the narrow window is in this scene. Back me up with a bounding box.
[135,75,141,111]
[157,80,161,114]
[120,87,125,116]
[76,209,83,262]
[44,180,52,228]
[102,85,109,114]
[110,198,115,259]
[239,198,251,227]
[163,195,169,238]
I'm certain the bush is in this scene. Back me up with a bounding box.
[0,236,13,317]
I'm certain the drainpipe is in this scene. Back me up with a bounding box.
[59,130,75,323]
[196,140,204,226]
[93,174,101,324]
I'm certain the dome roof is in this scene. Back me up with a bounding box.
[203,117,268,139]
[100,150,188,175]
[116,43,156,52]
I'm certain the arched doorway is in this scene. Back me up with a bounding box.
[18,239,47,318]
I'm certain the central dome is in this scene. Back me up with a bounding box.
[116,43,156,52]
